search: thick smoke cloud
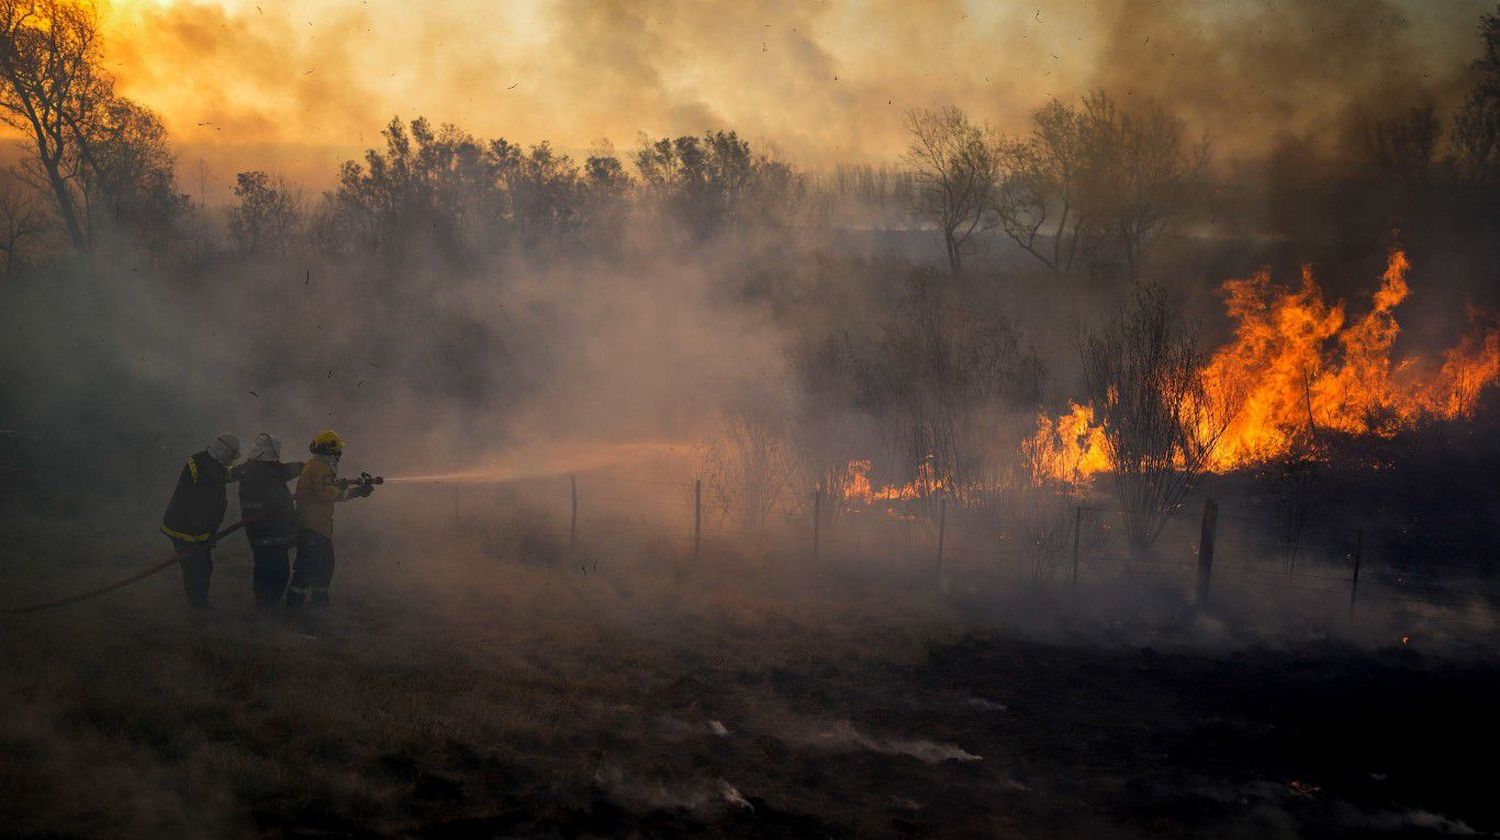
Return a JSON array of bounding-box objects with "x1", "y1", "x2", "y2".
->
[
  {"x1": 88, "y1": 0, "x2": 1089, "y2": 193},
  {"x1": 1088, "y1": 0, "x2": 1491, "y2": 163},
  {"x1": 75, "y1": 0, "x2": 1492, "y2": 198}
]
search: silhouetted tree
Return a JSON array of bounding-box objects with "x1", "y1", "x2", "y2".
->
[
  {"x1": 78, "y1": 97, "x2": 187, "y2": 254},
  {"x1": 904, "y1": 107, "x2": 998, "y2": 275},
  {"x1": 324, "y1": 117, "x2": 494, "y2": 257},
  {"x1": 1360, "y1": 105, "x2": 1441, "y2": 181},
  {"x1": 995, "y1": 92, "x2": 1208, "y2": 284},
  {"x1": 635, "y1": 130, "x2": 799, "y2": 238},
  {"x1": 868, "y1": 266, "x2": 1044, "y2": 492},
  {"x1": 1082, "y1": 285, "x2": 1234, "y2": 555},
  {"x1": 1455, "y1": 7, "x2": 1500, "y2": 179},
  {"x1": 1085, "y1": 94, "x2": 1209, "y2": 283},
  {"x1": 994, "y1": 99, "x2": 1092, "y2": 278},
  {"x1": 0, "y1": 0, "x2": 184, "y2": 254},
  {"x1": 492, "y1": 139, "x2": 586, "y2": 243},
  {"x1": 581, "y1": 146, "x2": 632, "y2": 230},
  {"x1": 0, "y1": 0, "x2": 99, "y2": 250},
  {"x1": 0, "y1": 167, "x2": 46, "y2": 276},
  {"x1": 229, "y1": 170, "x2": 301, "y2": 257},
  {"x1": 324, "y1": 117, "x2": 627, "y2": 257}
]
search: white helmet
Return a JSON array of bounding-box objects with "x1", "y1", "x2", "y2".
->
[
  {"x1": 247, "y1": 432, "x2": 282, "y2": 462},
  {"x1": 207, "y1": 433, "x2": 240, "y2": 466}
]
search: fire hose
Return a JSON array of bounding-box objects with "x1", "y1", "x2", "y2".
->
[{"x1": 0, "y1": 517, "x2": 259, "y2": 616}]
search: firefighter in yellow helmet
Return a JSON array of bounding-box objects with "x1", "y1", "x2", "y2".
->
[{"x1": 286, "y1": 430, "x2": 374, "y2": 607}]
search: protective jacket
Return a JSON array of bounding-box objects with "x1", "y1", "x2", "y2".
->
[
  {"x1": 235, "y1": 460, "x2": 303, "y2": 544},
  {"x1": 161, "y1": 451, "x2": 233, "y2": 543},
  {"x1": 295, "y1": 457, "x2": 346, "y2": 538}
]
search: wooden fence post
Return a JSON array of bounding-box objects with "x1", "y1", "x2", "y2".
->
[
  {"x1": 1071, "y1": 505, "x2": 1082, "y2": 590},
  {"x1": 569, "y1": 474, "x2": 578, "y2": 550},
  {"x1": 693, "y1": 479, "x2": 702, "y2": 563},
  {"x1": 1196, "y1": 499, "x2": 1218, "y2": 606},
  {"x1": 935, "y1": 495, "x2": 947, "y2": 587},
  {"x1": 812, "y1": 488, "x2": 822, "y2": 562},
  {"x1": 1349, "y1": 529, "x2": 1364, "y2": 620}
]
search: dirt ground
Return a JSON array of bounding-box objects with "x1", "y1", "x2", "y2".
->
[{"x1": 1, "y1": 512, "x2": 1497, "y2": 839}]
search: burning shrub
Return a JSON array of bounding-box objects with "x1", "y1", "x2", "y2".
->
[
  {"x1": 867, "y1": 267, "x2": 1044, "y2": 499},
  {"x1": 1080, "y1": 284, "x2": 1236, "y2": 555}
]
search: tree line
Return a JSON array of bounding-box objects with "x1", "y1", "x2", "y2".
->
[{"x1": 8, "y1": 0, "x2": 1500, "y2": 285}]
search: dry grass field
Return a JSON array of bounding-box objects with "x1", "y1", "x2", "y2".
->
[{"x1": 2, "y1": 504, "x2": 1498, "y2": 838}]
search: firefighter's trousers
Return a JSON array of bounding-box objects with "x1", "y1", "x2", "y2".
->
[
  {"x1": 246, "y1": 530, "x2": 294, "y2": 609},
  {"x1": 287, "y1": 528, "x2": 336, "y2": 607},
  {"x1": 169, "y1": 538, "x2": 213, "y2": 608}
]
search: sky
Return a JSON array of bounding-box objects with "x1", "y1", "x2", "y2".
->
[{"x1": 25, "y1": 0, "x2": 1492, "y2": 194}]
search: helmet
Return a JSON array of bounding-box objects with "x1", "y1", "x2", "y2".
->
[
  {"x1": 309, "y1": 429, "x2": 345, "y2": 455},
  {"x1": 207, "y1": 433, "x2": 240, "y2": 466}
]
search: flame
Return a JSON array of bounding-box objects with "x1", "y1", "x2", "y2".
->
[
  {"x1": 839, "y1": 457, "x2": 947, "y2": 504},
  {"x1": 1022, "y1": 403, "x2": 1111, "y2": 485},
  {"x1": 1029, "y1": 250, "x2": 1500, "y2": 485}
]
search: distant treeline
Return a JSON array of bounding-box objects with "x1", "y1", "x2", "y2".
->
[{"x1": 6, "y1": 0, "x2": 1500, "y2": 282}]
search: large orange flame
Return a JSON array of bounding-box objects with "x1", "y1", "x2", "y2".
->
[{"x1": 1028, "y1": 250, "x2": 1500, "y2": 485}]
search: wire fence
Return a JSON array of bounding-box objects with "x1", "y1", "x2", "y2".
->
[
  {"x1": 390, "y1": 470, "x2": 1500, "y2": 628},
  {"x1": 4, "y1": 431, "x2": 1495, "y2": 629}
]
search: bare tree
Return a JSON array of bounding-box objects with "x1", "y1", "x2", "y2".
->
[
  {"x1": 77, "y1": 96, "x2": 186, "y2": 254},
  {"x1": 994, "y1": 92, "x2": 1207, "y2": 284},
  {"x1": 871, "y1": 266, "x2": 1044, "y2": 495},
  {"x1": 1088, "y1": 94, "x2": 1209, "y2": 283},
  {"x1": 0, "y1": 167, "x2": 46, "y2": 276},
  {"x1": 697, "y1": 403, "x2": 803, "y2": 531},
  {"x1": 1, "y1": 1, "x2": 184, "y2": 254},
  {"x1": 904, "y1": 107, "x2": 999, "y2": 275},
  {"x1": 0, "y1": 0, "x2": 101, "y2": 250},
  {"x1": 993, "y1": 99, "x2": 1092, "y2": 278},
  {"x1": 1082, "y1": 285, "x2": 1235, "y2": 556}
]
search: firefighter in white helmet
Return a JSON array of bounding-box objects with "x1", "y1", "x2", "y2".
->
[
  {"x1": 160, "y1": 433, "x2": 240, "y2": 608},
  {"x1": 233, "y1": 433, "x2": 303, "y2": 609}
]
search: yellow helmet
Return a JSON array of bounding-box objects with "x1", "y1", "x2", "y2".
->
[{"x1": 309, "y1": 429, "x2": 345, "y2": 455}]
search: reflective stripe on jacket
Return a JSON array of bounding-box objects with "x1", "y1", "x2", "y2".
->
[{"x1": 161, "y1": 451, "x2": 231, "y2": 542}]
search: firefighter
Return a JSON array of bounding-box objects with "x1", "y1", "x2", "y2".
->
[
  {"x1": 287, "y1": 430, "x2": 373, "y2": 607},
  {"x1": 160, "y1": 433, "x2": 240, "y2": 608},
  {"x1": 233, "y1": 433, "x2": 303, "y2": 609}
]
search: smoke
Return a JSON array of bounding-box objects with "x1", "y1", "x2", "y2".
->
[
  {"x1": 1087, "y1": 0, "x2": 1491, "y2": 164},
  {"x1": 96, "y1": 0, "x2": 1089, "y2": 175},
  {"x1": 5, "y1": 6, "x2": 1500, "y2": 837},
  {"x1": 77, "y1": 0, "x2": 1494, "y2": 198},
  {"x1": 795, "y1": 719, "x2": 983, "y2": 764}
]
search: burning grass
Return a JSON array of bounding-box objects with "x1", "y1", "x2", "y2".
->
[{"x1": 1028, "y1": 249, "x2": 1500, "y2": 486}]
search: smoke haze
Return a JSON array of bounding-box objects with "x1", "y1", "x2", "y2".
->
[
  {"x1": 4, "y1": 2, "x2": 1500, "y2": 835},
  {"x1": 43, "y1": 0, "x2": 1484, "y2": 195}
]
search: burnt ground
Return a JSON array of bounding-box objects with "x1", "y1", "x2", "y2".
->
[{"x1": 1, "y1": 512, "x2": 1498, "y2": 839}]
